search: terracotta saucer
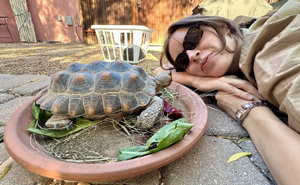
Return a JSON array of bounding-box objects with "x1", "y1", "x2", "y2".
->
[{"x1": 4, "y1": 82, "x2": 208, "y2": 182}]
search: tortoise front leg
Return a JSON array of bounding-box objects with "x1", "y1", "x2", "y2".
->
[{"x1": 136, "y1": 96, "x2": 164, "y2": 129}]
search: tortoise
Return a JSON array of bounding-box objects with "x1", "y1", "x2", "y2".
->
[{"x1": 36, "y1": 60, "x2": 172, "y2": 129}]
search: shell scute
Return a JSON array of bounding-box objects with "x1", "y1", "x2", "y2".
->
[
  {"x1": 65, "y1": 62, "x2": 84, "y2": 73},
  {"x1": 67, "y1": 72, "x2": 94, "y2": 94},
  {"x1": 94, "y1": 71, "x2": 122, "y2": 93},
  {"x1": 103, "y1": 93, "x2": 122, "y2": 115},
  {"x1": 83, "y1": 93, "x2": 104, "y2": 116},
  {"x1": 50, "y1": 71, "x2": 70, "y2": 93},
  {"x1": 83, "y1": 60, "x2": 108, "y2": 73},
  {"x1": 69, "y1": 94, "x2": 85, "y2": 118},
  {"x1": 109, "y1": 60, "x2": 132, "y2": 72},
  {"x1": 121, "y1": 71, "x2": 146, "y2": 93},
  {"x1": 119, "y1": 93, "x2": 139, "y2": 112},
  {"x1": 51, "y1": 94, "x2": 69, "y2": 114}
]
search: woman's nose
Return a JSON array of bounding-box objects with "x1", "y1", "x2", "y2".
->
[{"x1": 186, "y1": 49, "x2": 201, "y2": 63}]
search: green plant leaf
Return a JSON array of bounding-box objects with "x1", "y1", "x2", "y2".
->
[
  {"x1": 118, "y1": 146, "x2": 149, "y2": 161},
  {"x1": 118, "y1": 118, "x2": 193, "y2": 161},
  {"x1": 29, "y1": 102, "x2": 100, "y2": 138},
  {"x1": 0, "y1": 133, "x2": 3, "y2": 143},
  {"x1": 32, "y1": 102, "x2": 52, "y2": 124},
  {"x1": 237, "y1": 137, "x2": 251, "y2": 144},
  {"x1": 146, "y1": 118, "x2": 191, "y2": 148},
  {"x1": 227, "y1": 152, "x2": 252, "y2": 164},
  {"x1": 28, "y1": 118, "x2": 100, "y2": 138}
]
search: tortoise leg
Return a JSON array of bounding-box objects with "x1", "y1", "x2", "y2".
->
[
  {"x1": 136, "y1": 96, "x2": 164, "y2": 129},
  {"x1": 45, "y1": 115, "x2": 73, "y2": 130}
]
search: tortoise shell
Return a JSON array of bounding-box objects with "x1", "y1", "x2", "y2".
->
[{"x1": 36, "y1": 60, "x2": 157, "y2": 119}]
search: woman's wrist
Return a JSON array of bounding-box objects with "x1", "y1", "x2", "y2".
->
[{"x1": 241, "y1": 105, "x2": 272, "y2": 128}]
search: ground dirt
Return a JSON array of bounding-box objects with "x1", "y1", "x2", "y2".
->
[{"x1": 0, "y1": 42, "x2": 165, "y2": 76}]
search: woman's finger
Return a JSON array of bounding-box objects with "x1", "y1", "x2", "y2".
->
[
  {"x1": 222, "y1": 83, "x2": 255, "y2": 100},
  {"x1": 221, "y1": 77, "x2": 265, "y2": 100}
]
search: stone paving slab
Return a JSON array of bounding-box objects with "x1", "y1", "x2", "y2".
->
[
  {"x1": 239, "y1": 139, "x2": 276, "y2": 184},
  {"x1": 11, "y1": 77, "x2": 51, "y2": 96},
  {"x1": 0, "y1": 161, "x2": 51, "y2": 185},
  {"x1": 90, "y1": 170, "x2": 161, "y2": 185},
  {"x1": 0, "y1": 144, "x2": 51, "y2": 185},
  {"x1": 205, "y1": 103, "x2": 249, "y2": 137},
  {"x1": 0, "y1": 93, "x2": 15, "y2": 104},
  {"x1": 0, "y1": 126, "x2": 4, "y2": 134},
  {"x1": 0, "y1": 74, "x2": 47, "y2": 93},
  {"x1": 161, "y1": 136, "x2": 272, "y2": 185},
  {"x1": 0, "y1": 143, "x2": 10, "y2": 165},
  {"x1": 0, "y1": 96, "x2": 33, "y2": 126}
]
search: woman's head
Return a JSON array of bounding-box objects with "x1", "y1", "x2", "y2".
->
[{"x1": 160, "y1": 14, "x2": 243, "y2": 77}]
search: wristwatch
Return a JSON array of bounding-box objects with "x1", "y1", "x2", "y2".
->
[{"x1": 235, "y1": 101, "x2": 268, "y2": 124}]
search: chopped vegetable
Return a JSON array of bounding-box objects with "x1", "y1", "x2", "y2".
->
[{"x1": 163, "y1": 100, "x2": 184, "y2": 120}]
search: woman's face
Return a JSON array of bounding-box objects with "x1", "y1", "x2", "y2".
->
[{"x1": 169, "y1": 25, "x2": 236, "y2": 77}]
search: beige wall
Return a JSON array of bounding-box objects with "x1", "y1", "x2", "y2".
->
[{"x1": 0, "y1": 0, "x2": 83, "y2": 43}]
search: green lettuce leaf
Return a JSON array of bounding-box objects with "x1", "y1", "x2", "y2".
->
[
  {"x1": 117, "y1": 146, "x2": 149, "y2": 161},
  {"x1": 28, "y1": 118, "x2": 100, "y2": 138},
  {"x1": 32, "y1": 102, "x2": 52, "y2": 124},
  {"x1": 0, "y1": 133, "x2": 3, "y2": 143},
  {"x1": 118, "y1": 118, "x2": 193, "y2": 161},
  {"x1": 28, "y1": 102, "x2": 100, "y2": 138}
]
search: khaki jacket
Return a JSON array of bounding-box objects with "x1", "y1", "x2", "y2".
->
[{"x1": 240, "y1": 0, "x2": 300, "y2": 133}]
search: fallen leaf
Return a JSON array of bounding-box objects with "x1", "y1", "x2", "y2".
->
[
  {"x1": 227, "y1": 152, "x2": 252, "y2": 164},
  {"x1": 237, "y1": 137, "x2": 251, "y2": 144}
]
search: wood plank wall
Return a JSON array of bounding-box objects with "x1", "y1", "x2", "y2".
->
[{"x1": 78, "y1": 0, "x2": 278, "y2": 45}]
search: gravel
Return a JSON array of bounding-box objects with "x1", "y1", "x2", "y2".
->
[{"x1": 0, "y1": 42, "x2": 163, "y2": 76}]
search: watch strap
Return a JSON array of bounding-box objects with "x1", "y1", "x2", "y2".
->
[{"x1": 235, "y1": 101, "x2": 268, "y2": 124}]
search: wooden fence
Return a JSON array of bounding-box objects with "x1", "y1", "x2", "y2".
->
[{"x1": 78, "y1": 0, "x2": 278, "y2": 45}]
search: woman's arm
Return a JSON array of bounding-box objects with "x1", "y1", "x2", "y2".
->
[
  {"x1": 215, "y1": 91, "x2": 300, "y2": 185},
  {"x1": 154, "y1": 67, "x2": 264, "y2": 100}
]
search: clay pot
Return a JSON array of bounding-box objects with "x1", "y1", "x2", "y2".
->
[{"x1": 4, "y1": 82, "x2": 208, "y2": 182}]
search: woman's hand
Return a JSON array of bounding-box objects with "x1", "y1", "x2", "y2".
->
[
  {"x1": 201, "y1": 75, "x2": 265, "y2": 101},
  {"x1": 154, "y1": 67, "x2": 265, "y2": 101},
  {"x1": 215, "y1": 90, "x2": 261, "y2": 119}
]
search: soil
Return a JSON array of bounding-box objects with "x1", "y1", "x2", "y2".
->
[{"x1": 0, "y1": 42, "x2": 166, "y2": 76}]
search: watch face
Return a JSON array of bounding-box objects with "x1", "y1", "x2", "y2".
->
[{"x1": 243, "y1": 104, "x2": 252, "y2": 109}]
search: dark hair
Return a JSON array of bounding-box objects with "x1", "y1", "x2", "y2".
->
[{"x1": 160, "y1": 14, "x2": 243, "y2": 70}]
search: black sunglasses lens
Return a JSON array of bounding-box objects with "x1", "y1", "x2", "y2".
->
[
  {"x1": 174, "y1": 53, "x2": 189, "y2": 72},
  {"x1": 183, "y1": 26, "x2": 203, "y2": 50}
]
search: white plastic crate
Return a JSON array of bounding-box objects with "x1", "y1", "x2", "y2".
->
[{"x1": 91, "y1": 25, "x2": 153, "y2": 63}]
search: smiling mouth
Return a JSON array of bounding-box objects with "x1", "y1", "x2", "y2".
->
[{"x1": 201, "y1": 53, "x2": 213, "y2": 70}]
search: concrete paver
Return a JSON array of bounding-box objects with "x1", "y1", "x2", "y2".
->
[
  {"x1": 0, "y1": 94, "x2": 15, "y2": 104},
  {"x1": 0, "y1": 74, "x2": 46, "y2": 93},
  {"x1": 0, "y1": 74, "x2": 276, "y2": 185},
  {"x1": 0, "y1": 96, "x2": 33, "y2": 126},
  {"x1": 205, "y1": 104, "x2": 249, "y2": 137},
  {"x1": 11, "y1": 77, "x2": 50, "y2": 96},
  {"x1": 162, "y1": 136, "x2": 272, "y2": 185}
]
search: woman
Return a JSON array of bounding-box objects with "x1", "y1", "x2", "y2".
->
[{"x1": 154, "y1": 0, "x2": 300, "y2": 184}]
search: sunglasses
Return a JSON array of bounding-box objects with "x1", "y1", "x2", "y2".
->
[{"x1": 174, "y1": 24, "x2": 204, "y2": 72}]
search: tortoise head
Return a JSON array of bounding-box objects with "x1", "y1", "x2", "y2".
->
[{"x1": 154, "y1": 70, "x2": 172, "y2": 92}]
